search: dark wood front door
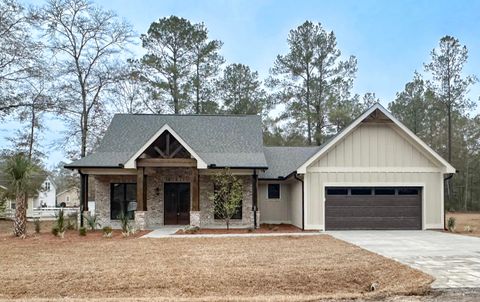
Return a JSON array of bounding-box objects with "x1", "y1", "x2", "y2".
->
[{"x1": 164, "y1": 183, "x2": 190, "y2": 225}]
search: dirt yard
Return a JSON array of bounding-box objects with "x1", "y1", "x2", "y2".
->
[
  {"x1": 0, "y1": 220, "x2": 433, "y2": 301},
  {"x1": 446, "y1": 212, "x2": 480, "y2": 237}
]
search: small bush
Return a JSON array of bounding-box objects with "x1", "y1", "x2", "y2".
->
[
  {"x1": 53, "y1": 209, "x2": 66, "y2": 238},
  {"x1": 67, "y1": 212, "x2": 78, "y2": 230},
  {"x1": 33, "y1": 218, "x2": 41, "y2": 234},
  {"x1": 119, "y1": 212, "x2": 131, "y2": 237},
  {"x1": 51, "y1": 226, "x2": 59, "y2": 236},
  {"x1": 85, "y1": 213, "x2": 101, "y2": 230},
  {"x1": 464, "y1": 225, "x2": 474, "y2": 233},
  {"x1": 79, "y1": 227, "x2": 87, "y2": 236},
  {"x1": 247, "y1": 227, "x2": 253, "y2": 233},
  {"x1": 447, "y1": 217, "x2": 456, "y2": 232},
  {"x1": 183, "y1": 226, "x2": 199, "y2": 234},
  {"x1": 103, "y1": 226, "x2": 113, "y2": 238}
]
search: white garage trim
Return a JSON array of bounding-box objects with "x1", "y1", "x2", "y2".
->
[
  {"x1": 307, "y1": 167, "x2": 442, "y2": 173},
  {"x1": 320, "y1": 182, "x2": 427, "y2": 231},
  {"x1": 296, "y1": 104, "x2": 455, "y2": 174}
]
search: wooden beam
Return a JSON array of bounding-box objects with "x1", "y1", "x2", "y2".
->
[
  {"x1": 191, "y1": 168, "x2": 199, "y2": 211},
  {"x1": 169, "y1": 144, "x2": 185, "y2": 158},
  {"x1": 154, "y1": 146, "x2": 166, "y2": 158},
  {"x1": 166, "y1": 132, "x2": 170, "y2": 156},
  {"x1": 136, "y1": 168, "x2": 147, "y2": 211},
  {"x1": 137, "y1": 158, "x2": 197, "y2": 168}
]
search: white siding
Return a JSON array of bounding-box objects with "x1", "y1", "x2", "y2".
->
[
  {"x1": 289, "y1": 180, "x2": 303, "y2": 228},
  {"x1": 305, "y1": 123, "x2": 445, "y2": 230}
]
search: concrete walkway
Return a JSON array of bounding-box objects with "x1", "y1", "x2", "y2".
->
[{"x1": 328, "y1": 230, "x2": 480, "y2": 289}]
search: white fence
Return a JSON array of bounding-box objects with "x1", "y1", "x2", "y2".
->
[{"x1": 1, "y1": 207, "x2": 81, "y2": 220}]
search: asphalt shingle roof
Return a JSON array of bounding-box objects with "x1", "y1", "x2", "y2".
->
[
  {"x1": 66, "y1": 114, "x2": 268, "y2": 169},
  {"x1": 260, "y1": 146, "x2": 321, "y2": 179}
]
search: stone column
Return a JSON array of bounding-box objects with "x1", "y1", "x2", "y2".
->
[
  {"x1": 135, "y1": 211, "x2": 147, "y2": 230},
  {"x1": 190, "y1": 211, "x2": 201, "y2": 227}
]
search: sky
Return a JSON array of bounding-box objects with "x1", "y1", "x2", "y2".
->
[{"x1": 1, "y1": 0, "x2": 480, "y2": 168}]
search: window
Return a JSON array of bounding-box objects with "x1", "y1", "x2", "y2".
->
[
  {"x1": 267, "y1": 184, "x2": 281, "y2": 199},
  {"x1": 351, "y1": 188, "x2": 372, "y2": 195},
  {"x1": 398, "y1": 188, "x2": 420, "y2": 195},
  {"x1": 111, "y1": 183, "x2": 136, "y2": 220},
  {"x1": 374, "y1": 188, "x2": 395, "y2": 195},
  {"x1": 213, "y1": 184, "x2": 242, "y2": 220},
  {"x1": 326, "y1": 188, "x2": 348, "y2": 195},
  {"x1": 66, "y1": 196, "x2": 70, "y2": 202},
  {"x1": 11, "y1": 202, "x2": 16, "y2": 210},
  {"x1": 45, "y1": 182, "x2": 51, "y2": 191}
]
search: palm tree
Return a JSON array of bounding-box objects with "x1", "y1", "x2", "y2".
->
[{"x1": 3, "y1": 153, "x2": 42, "y2": 237}]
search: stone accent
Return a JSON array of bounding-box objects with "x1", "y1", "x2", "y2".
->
[
  {"x1": 199, "y1": 174, "x2": 254, "y2": 228},
  {"x1": 190, "y1": 211, "x2": 201, "y2": 227},
  {"x1": 134, "y1": 211, "x2": 147, "y2": 230}
]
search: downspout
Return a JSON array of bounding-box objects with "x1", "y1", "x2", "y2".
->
[
  {"x1": 252, "y1": 169, "x2": 258, "y2": 229},
  {"x1": 443, "y1": 173, "x2": 454, "y2": 230},
  {"x1": 79, "y1": 171, "x2": 85, "y2": 228},
  {"x1": 294, "y1": 173, "x2": 305, "y2": 230}
]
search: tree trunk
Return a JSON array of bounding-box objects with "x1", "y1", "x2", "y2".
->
[
  {"x1": 195, "y1": 62, "x2": 200, "y2": 114},
  {"x1": 447, "y1": 103, "x2": 452, "y2": 163},
  {"x1": 226, "y1": 219, "x2": 229, "y2": 230},
  {"x1": 28, "y1": 103, "x2": 35, "y2": 161},
  {"x1": 81, "y1": 112, "x2": 88, "y2": 158},
  {"x1": 306, "y1": 72, "x2": 312, "y2": 145},
  {"x1": 13, "y1": 193, "x2": 27, "y2": 237}
]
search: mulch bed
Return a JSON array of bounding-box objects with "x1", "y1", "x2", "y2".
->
[{"x1": 175, "y1": 223, "x2": 318, "y2": 234}]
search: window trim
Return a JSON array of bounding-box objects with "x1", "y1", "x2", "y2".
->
[{"x1": 267, "y1": 183, "x2": 281, "y2": 200}]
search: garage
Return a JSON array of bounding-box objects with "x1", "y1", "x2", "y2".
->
[{"x1": 325, "y1": 187, "x2": 422, "y2": 230}]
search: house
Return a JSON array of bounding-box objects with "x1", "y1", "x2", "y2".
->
[
  {"x1": 56, "y1": 187, "x2": 80, "y2": 208},
  {"x1": 2, "y1": 176, "x2": 56, "y2": 210},
  {"x1": 65, "y1": 104, "x2": 455, "y2": 230}
]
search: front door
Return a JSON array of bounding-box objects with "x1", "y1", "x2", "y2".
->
[{"x1": 164, "y1": 183, "x2": 190, "y2": 225}]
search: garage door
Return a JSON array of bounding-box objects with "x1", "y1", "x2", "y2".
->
[{"x1": 325, "y1": 187, "x2": 422, "y2": 230}]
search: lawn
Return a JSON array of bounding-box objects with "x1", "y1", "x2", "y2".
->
[
  {"x1": 0, "y1": 221, "x2": 432, "y2": 301},
  {"x1": 446, "y1": 212, "x2": 480, "y2": 237}
]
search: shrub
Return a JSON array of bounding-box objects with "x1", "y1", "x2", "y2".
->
[
  {"x1": 247, "y1": 227, "x2": 253, "y2": 233},
  {"x1": 447, "y1": 217, "x2": 456, "y2": 232},
  {"x1": 119, "y1": 212, "x2": 131, "y2": 237},
  {"x1": 103, "y1": 226, "x2": 113, "y2": 238},
  {"x1": 84, "y1": 213, "x2": 101, "y2": 231},
  {"x1": 54, "y1": 209, "x2": 66, "y2": 238},
  {"x1": 51, "y1": 226, "x2": 59, "y2": 236},
  {"x1": 33, "y1": 218, "x2": 41, "y2": 234},
  {"x1": 183, "y1": 226, "x2": 199, "y2": 234},
  {"x1": 79, "y1": 227, "x2": 87, "y2": 236},
  {"x1": 464, "y1": 225, "x2": 474, "y2": 233},
  {"x1": 67, "y1": 212, "x2": 78, "y2": 230}
]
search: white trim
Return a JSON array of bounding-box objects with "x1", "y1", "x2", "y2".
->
[
  {"x1": 297, "y1": 103, "x2": 456, "y2": 174},
  {"x1": 321, "y1": 182, "x2": 427, "y2": 231},
  {"x1": 305, "y1": 224, "x2": 323, "y2": 230},
  {"x1": 304, "y1": 173, "x2": 309, "y2": 229},
  {"x1": 440, "y1": 173, "x2": 445, "y2": 230},
  {"x1": 425, "y1": 224, "x2": 444, "y2": 229},
  {"x1": 307, "y1": 167, "x2": 442, "y2": 173},
  {"x1": 124, "y1": 124, "x2": 208, "y2": 169},
  {"x1": 199, "y1": 169, "x2": 254, "y2": 175}
]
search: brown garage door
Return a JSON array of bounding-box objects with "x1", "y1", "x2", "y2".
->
[{"x1": 325, "y1": 187, "x2": 422, "y2": 230}]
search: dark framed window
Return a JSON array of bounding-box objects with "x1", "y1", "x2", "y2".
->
[
  {"x1": 374, "y1": 188, "x2": 396, "y2": 195},
  {"x1": 111, "y1": 183, "x2": 136, "y2": 220},
  {"x1": 267, "y1": 184, "x2": 281, "y2": 199},
  {"x1": 326, "y1": 188, "x2": 348, "y2": 195},
  {"x1": 213, "y1": 184, "x2": 242, "y2": 220},
  {"x1": 351, "y1": 188, "x2": 372, "y2": 195},
  {"x1": 398, "y1": 188, "x2": 420, "y2": 195}
]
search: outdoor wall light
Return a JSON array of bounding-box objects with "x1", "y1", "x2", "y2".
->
[{"x1": 155, "y1": 187, "x2": 160, "y2": 196}]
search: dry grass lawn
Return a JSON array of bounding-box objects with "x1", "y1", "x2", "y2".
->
[
  {"x1": 0, "y1": 220, "x2": 433, "y2": 301},
  {"x1": 446, "y1": 212, "x2": 480, "y2": 237}
]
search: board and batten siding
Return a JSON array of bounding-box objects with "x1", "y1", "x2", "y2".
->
[
  {"x1": 304, "y1": 123, "x2": 445, "y2": 230},
  {"x1": 258, "y1": 180, "x2": 304, "y2": 228}
]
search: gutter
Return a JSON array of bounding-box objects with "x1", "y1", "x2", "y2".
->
[
  {"x1": 294, "y1": 173, "x2": 305, "y2": 230},
  {"x1": 443, "y1": 173, "x2": 455, "y2": 230}
]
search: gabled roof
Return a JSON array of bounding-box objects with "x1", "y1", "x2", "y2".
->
[
  {"x1": 260, "y1": 146, "x2": 321, "y2": 179},
  {"x1": 66, "y1": 114, "x2": 268, "y2": 169},
  {"x1": 296, "y1": 103, "x2": 456, "y2": 174}
]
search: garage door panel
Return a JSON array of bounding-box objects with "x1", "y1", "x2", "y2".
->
[{"x1": 325, "y1": 187, "x2": 422, "y2": 230}]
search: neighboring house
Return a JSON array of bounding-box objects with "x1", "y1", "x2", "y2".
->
[
  {"x1": 65, "y1": 104, "x2": 455, "y2": 230},
  {"x1": 56, "y1": 187, "x2": 80, "y2": 207}
]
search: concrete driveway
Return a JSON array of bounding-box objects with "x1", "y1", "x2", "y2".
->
[{"x1": 328, "y1": 231, "x2": 480, "y2": 288}]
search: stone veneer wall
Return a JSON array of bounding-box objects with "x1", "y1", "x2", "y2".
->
[
  {"x1": 94, "y1": 170, "x2": 254, "y2": 229},
  {"x1": 199, "y1": 174, "x2": 254, "y2": 228}
]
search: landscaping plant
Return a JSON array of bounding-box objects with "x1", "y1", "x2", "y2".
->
[
  {"x1": 210, "y1": 168, "x2": 243, "y2": 230},
  {"x1": 119, "y1": 212, "x2": 131, "y2": 237},
  {"x1": 79, "y1": 227, "x2": 87, "y2": 236},
  {"x1": 85, "y1": 213, "x2": 101, "y2": 230},
  {"x1": 102, "y1": 226, "x2": 113, "y2": 238},
  {"x1": 33, "y1": 218, "x2": 41, "y2": 234},
  {"x1": 447, "y1": 217, "x2": 456, "y2": 232},
  {"x1": 53, "y1": 209, "x2": 66, "y2": 238}
]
